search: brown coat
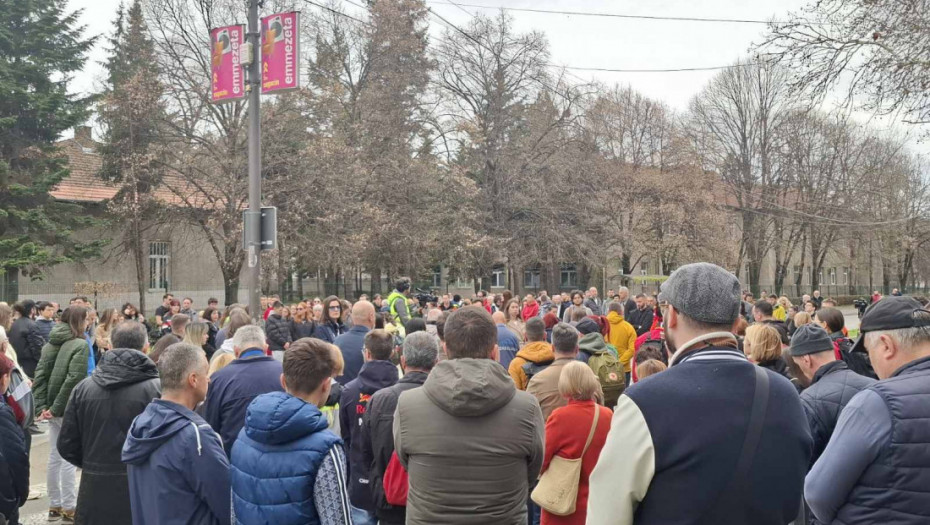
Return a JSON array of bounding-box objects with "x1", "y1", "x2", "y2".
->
[{"x1": 527, "y1": 357, "x2": 576, "y2": 420}]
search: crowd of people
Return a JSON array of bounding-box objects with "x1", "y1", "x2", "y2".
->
[{"x1": 1, "y1": 268, "x2": 929, "y2": 525}]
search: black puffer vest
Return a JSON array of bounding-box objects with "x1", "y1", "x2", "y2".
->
[{"x1": 835, "y1": 356, "x2": 930, "y2": 524}]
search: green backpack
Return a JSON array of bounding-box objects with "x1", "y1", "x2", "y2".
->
[{"x1": 587, "y1": 351, "x2": 626, "y2": 410}]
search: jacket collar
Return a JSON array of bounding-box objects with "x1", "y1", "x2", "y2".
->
[
  {"x1": 238, "y1": 348, "x2": 270, "y2": 360},
  {"x1": 399, "y1": 370, "x2": 429, "y2": 385},
  {"x1": 349, "y1": 325, "x2": 370, "y2": 334},
  {"x1": 811, "y1": 360, "x2": 848, "y2": 385},
  {"x1": 669, "y1": 332, "x2": 740, "y2": 366},
  {"x1": 890, "y1": 354, "x2": 930, "y2": 378}
]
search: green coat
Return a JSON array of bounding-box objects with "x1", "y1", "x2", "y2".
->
[{"x1": 32, "y1": 323, "x2": 89, "y2": 417}]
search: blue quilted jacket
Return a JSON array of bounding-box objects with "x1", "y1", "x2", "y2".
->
[{"x1": 231, "y1": 391, "x2": 342, "y2": 525}]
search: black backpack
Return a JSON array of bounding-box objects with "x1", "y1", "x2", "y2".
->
[{"x1": 522, "y1": 360, "x2": 553, "y2": 383}]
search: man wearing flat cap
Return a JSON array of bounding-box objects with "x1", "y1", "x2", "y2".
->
[
  {"x1": 588, "y1": 263, "x2": 812, "y2": 525},
  {"x1": 806, "y1": 296, "x2": 930, "y2": 525}
]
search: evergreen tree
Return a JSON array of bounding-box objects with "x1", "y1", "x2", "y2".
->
[
  {"x1": 0, "y1": 0, "x2": 104, "y2": 286},
  {"x1": 97, "y1": 0, "x2": 166, "y2": 315}
]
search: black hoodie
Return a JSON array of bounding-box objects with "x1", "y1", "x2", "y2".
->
[
  {"x1": 339, "y1": 359, "x2": 399, "y2": 512},
  {"x1": 57, "y1": 349, "x2": 160, "y2": 524}
]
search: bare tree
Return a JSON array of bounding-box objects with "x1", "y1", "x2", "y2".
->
[
  {"x1": 686, "y1": 60, "x2": 796, "y2": 294},
  {"x1": 144, "y1": 0, "x2": 250, "y2": 305},
  {"x1": 761, "y1": 0, "x2": 930, "y2": 130}
]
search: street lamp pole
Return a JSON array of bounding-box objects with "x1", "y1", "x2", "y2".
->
[{"x1": 246, "y1": 0, "x2": 262, "y2": 321}]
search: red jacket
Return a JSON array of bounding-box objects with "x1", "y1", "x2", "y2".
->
[{"x1": 540, "y1": 399, "x2": 612, "y2": 525}]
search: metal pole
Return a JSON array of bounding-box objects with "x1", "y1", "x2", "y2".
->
[{"x1": 246, "y1": 0, "x2": 262, "y2": 321}]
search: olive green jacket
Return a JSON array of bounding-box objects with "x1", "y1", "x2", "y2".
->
[{"x1": 32, "y1": 323, "x2": 89, "y2": 417}]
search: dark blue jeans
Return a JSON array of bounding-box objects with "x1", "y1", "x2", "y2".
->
[{"x1": 527, "y1": 497, "x2": 541, "y2": 525}]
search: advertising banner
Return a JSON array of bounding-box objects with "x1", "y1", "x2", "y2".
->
[
  {"x1": 210, "y1": 24, "x2": 245, "y2": 103},
  {"x1": 261, "y1": 11, "x2": 300, "y2": 93}
]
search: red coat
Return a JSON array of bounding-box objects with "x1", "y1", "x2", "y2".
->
[{"x1": 540, "y1": 399, "x2": 612, "y2": 525}]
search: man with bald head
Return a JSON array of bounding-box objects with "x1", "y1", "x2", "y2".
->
[
  {"x1": 493, "y1": 310, "x2": 521, "y2": 370},
  {"x1": 334, "y1": 300, "x2": 376, "y2": 385}
]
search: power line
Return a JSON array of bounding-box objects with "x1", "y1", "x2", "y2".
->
[
  {"x1": 304, "y1": 0, "x2": 368, "y2": 25},
  {"x1": 433, "y1": 0, "x2": 754, "y2": 74},
  {"x1": 556, "y1": 64, "x2": 749, "y2": 73},
  {"x1": 426, "y1": 1, "x2": 577, "y2": 100},
  {"x1": 426, "y1": 0, "x2": 781, "y2": 25}
]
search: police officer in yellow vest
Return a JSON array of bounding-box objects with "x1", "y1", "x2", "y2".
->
[{"x1": 386, "y1": 278, "x2": 412, "y2": 327}]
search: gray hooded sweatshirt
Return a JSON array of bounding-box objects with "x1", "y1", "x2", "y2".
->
[{"x1": 393, "y1": 358, "x2": 545, "y2": 525}]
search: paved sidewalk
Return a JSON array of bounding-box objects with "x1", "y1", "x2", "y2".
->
[{"x1": 19, "y1": 422, "x2": 82, "y2": 525}]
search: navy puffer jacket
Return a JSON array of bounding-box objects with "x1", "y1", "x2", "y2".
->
[
  {"x1": 0, "y1": 403, "x2": 28, "y2": 522},
  {"x1": 231, "y1": 391, "x2": 342, "y2": 525},
  {"x1": 800, "y1": 360, "x2": 875, "y2": 464}
]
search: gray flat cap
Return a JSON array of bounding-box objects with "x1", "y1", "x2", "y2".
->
[
  {"x1": 789, "y1": 323, "x2": 834, "y2": 356},
  {"x1": 658, "y1": 263, "x2": 741, "y2": 325}
]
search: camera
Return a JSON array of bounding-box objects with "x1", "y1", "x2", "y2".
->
[
  {"x1": 413, "y1": 288, "x2": 438, "y2": 308},
  {"x1": 853, "y1": 298, "x2": 869, "y2": 318}
]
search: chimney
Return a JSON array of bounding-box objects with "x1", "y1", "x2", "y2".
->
[{"x1": 74, "y1": 126, "x2": 93, "y2": 144}]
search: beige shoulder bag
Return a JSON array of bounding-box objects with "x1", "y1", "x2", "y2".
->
[{"x1": 531, "y1": 406, "x2": 600, "y2": 516}]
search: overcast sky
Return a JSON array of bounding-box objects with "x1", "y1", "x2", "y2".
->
[{"x1": 66, "y1": 0, "x2": 927, "y2": 150}]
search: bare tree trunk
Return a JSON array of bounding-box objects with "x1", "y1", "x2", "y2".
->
[{"x1": 130, "y1": 215, "x2": 148, "y2": 316}]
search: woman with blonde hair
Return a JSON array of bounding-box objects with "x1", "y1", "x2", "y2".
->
[
  {"x1": 777, "y1": 296, "x2": 793, "y2": 312},
  {"x1": 183, "y1": 322, "x2": 215, "y2": 361},
  {"x1": 0, "y1": 303, "x2": 13, "y2": 332},
  {"x1": 94, "y1": 308, "x2": 121, "y2": 352},
  {"x1": 793, "y1": 311, "x2": 813, "y2": 330},
  {"x1": 537, "y1": 362, "x2": 611, "y2": 525},
  {"x1": 744, "y1": 323, "x2": 791, "y2": 381},
  {"x1": 208, "y1": 352, "x2": 235, "y2": 377}
]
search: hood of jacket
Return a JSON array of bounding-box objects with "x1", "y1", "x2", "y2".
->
[
  {"x1": 122, "y1": 399, "x2": 200, "y2": 465},
  {"x1": 606, "y1": 311, "x2": 626, "y2": 325},
  {"x1": 218, "y1": 338, "x2": 235, "y2": 355},
  {"x1": 579, "y1": 332, "x2": 609, "y2": 355},
  {"x1": 242, "y1": 391, "x2": 330, "y2": 446},
  {"x1": 356, "y1": 360, "x2": 399, "y2": 394},
  {"x1": 422, "y1": 358, "x2": 516, "y2": 417},
  {"x1": 91, "y1": 348, "x2": 159, "y2": 390},
  {"x1": 762, "y1": 319, "x2": 788, "y2": 331},
  {"x1": 515, "y1": 341, "x2": 554, "y2": 364},
  {"x1": 48, "y1": 323, "x2": 75, "y2": 346}
]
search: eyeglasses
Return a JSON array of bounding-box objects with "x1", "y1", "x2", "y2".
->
[{"x1": 328, "y1": 306, "x2": 341, "y2": 311}]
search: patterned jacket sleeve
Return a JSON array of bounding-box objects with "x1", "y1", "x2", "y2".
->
[{"x1": 313, "y1": 443, "x2": 353, "y2": 525}]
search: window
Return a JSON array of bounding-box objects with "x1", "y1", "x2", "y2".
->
[
  {"x1": 149, "y1": 242, "x2": 170, "y2": 290},
  {"x1": 793, "y1": 265, "x2": 803, "y2": 283},
  {"x1": 454, "y1": 276, "x2": 472, "y2": 288},
  {"x1": 843, "y1": 267, "x2": 849, "y2": 285},
  {"x1": 432, "y1": 267, "x2": 442, "y2": 288},
  {"x1": 560, "y1": 264, "x2": 578, "y2": 288},
  {"x1": 818, "y1": 268, "x2": 824, "y2": 285},
  {"x1": 524, "y1": 266, "x2": 541, "y2": 289},
  {"x1": 829, "y1": 267, "x2": 837, "y2": 285},
  {"x1": 491, "y1": 266, "x2": 505, "y2": 288},
  {"x1": 642, "y1": 260, "x2": 651, "y2": 277}
]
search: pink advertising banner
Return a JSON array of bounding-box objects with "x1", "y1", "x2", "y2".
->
[
  {"x1": 261, "y1": 11, "x2": 300, "y2": 94},
  {"x1": 210, "y1": 24, "x2": 245, "y2": 103}
]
